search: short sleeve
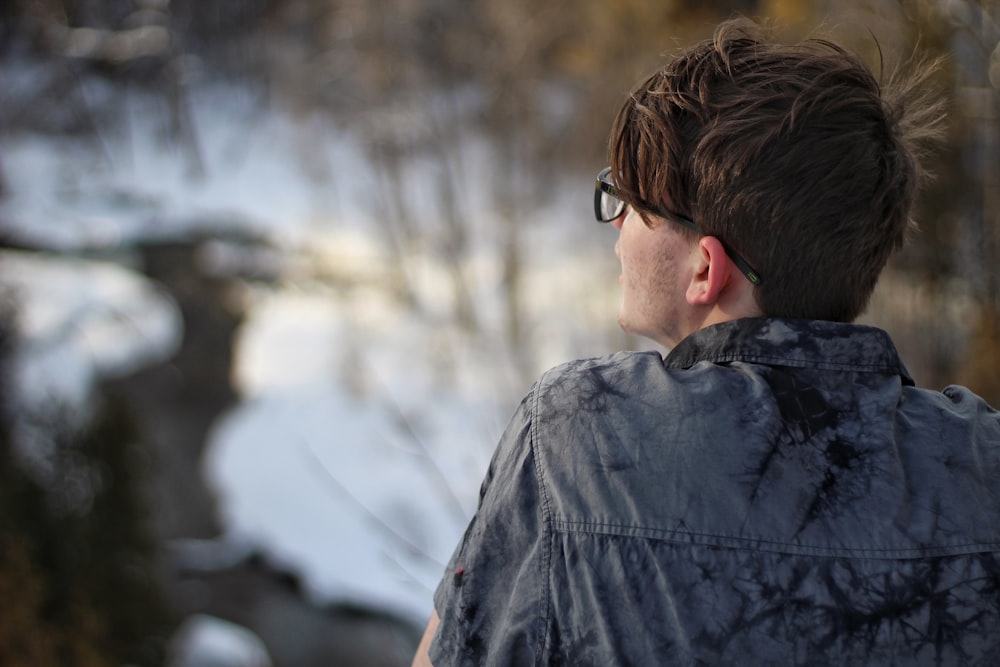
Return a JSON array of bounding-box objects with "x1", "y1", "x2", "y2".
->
[{"x1": 429, "y1": 385, "x2": 548, "y2": 666}]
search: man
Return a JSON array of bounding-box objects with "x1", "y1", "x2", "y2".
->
[{"x1": 413, "y1": 18, "x2": 1000, "y2": 666}]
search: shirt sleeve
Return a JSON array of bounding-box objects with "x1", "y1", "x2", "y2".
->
[{"x1": 429, "y1": 384, "x2": 548, "y2": 666}]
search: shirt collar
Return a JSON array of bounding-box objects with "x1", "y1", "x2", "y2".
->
[{"x1": 663, "y1": 318, "x2": 915, "y2": 386}]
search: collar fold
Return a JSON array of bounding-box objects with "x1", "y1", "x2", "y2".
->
[{"x1": 664, "y1": 318, "x2": 915, "y2": 385}]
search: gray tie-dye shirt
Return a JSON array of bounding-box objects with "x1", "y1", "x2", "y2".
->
[{"x1": 430, "y1": 318, "x2": 1000, "y2": 666}]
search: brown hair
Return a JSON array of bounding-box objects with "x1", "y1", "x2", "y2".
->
[{"x1": 609, "y1": 18, "x2": 943, "y2": 321}]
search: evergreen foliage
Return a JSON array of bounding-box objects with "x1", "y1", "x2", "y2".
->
[{"x1": 0, "y1": 314, "x2": 174, "y2": 667}]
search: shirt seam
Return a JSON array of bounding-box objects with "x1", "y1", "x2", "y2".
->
[
  {"x1": 663, "y1": 353, "x2": 902, "y2": 374},
  {"x1": 552, "y1": 519, "x2": 1000, "y2": 559},
  {"x1": 529, "y1": 380, "x2": 554, "y2": 666}
]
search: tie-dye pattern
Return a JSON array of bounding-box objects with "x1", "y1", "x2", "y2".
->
[{"x1": 431, "y1": 318, "x2": 1000, "y2": 665}]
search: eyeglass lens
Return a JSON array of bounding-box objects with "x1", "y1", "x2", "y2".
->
[
  {"x1": 595, "y1": 168, "x2": 626, "y2": 222},
  {"x1": 599, "y1": 191, "x2": 624, "y2": 222}
]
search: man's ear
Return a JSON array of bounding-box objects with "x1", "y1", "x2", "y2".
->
[{"x1": 686, "y1": 236, "x2": 732, "y2": 306}]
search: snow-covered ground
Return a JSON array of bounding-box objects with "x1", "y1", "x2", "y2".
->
[{"x1": 0, "y1": 83, "x2": 630, "y2": 631}]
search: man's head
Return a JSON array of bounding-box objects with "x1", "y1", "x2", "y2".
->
[{"x1": 607, "y1": 18, "x2": 940, "y2": 323}]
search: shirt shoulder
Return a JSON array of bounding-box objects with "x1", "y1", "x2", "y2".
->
[{"x1": 533, "y1": 350, "x2": 670, "y2": 417}]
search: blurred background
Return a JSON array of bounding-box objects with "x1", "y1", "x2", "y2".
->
[{"x1": 1, "y1": 0, "x2": 998, "y2": 665}]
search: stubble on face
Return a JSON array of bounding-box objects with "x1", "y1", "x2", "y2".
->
[{"x1": 615, "y1": 212, "x2": 695, "y2": 348}]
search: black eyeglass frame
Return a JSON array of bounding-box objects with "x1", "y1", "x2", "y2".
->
[{"x1": 594, "y1": 167, "x2": 762, "y2": 286}]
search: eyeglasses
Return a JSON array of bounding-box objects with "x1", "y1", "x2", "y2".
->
[{"x1": 594, "y1": 166, "x2": 762, "y2": 285}]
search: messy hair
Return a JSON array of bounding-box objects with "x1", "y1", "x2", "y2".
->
[{"x1": 609, "y1": 18, "x2": 944, "y2": 321}]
